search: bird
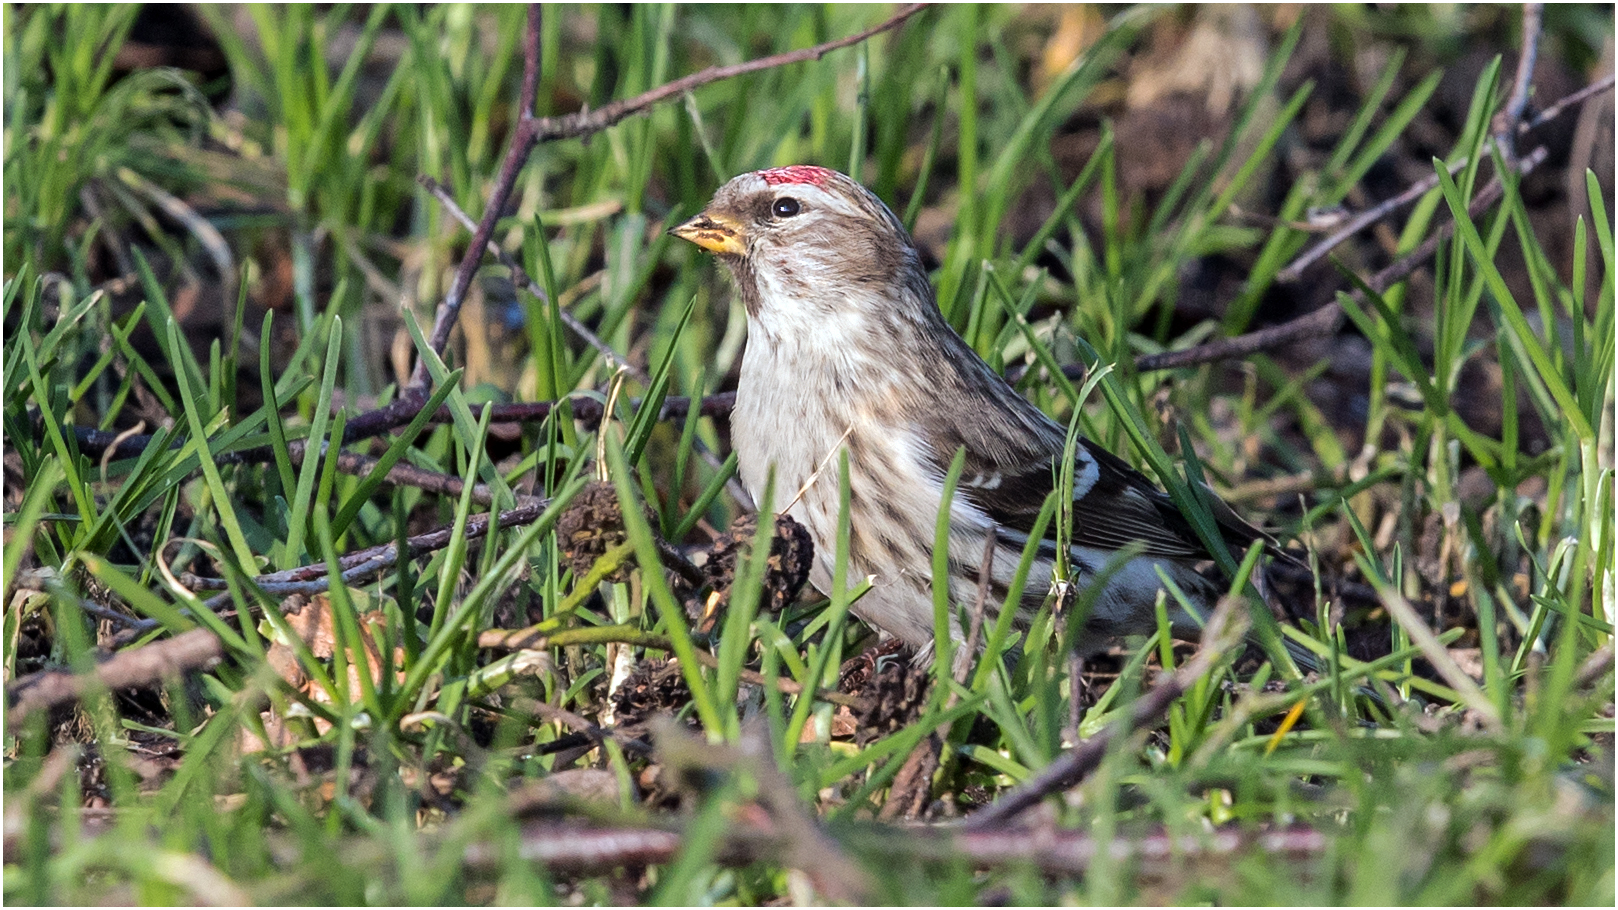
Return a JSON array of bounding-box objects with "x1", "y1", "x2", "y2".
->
[{"x1": 671, "y1": 165, "x2": 1274, "y2": 657}]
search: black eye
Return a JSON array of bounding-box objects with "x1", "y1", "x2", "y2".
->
[{"x1": 772, "y1": 197, "x2": 801, "y2": 218}]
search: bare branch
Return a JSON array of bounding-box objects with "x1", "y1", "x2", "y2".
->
[
  {"x1": 509, "y1": 697, "x2": 652, "y2": 756},
  {"x1": 1495, "y1": 3, "x2": 1545, "y2": 164},
  {"x1": 523, "y1": 5, "x2": 927, "y2": 144},
  {"x1": 963, "y1": 597, "x2": 1247, "y2": 829},
  {"x1": 415, "y1": 109, "x2": 540, "y2": 386},
  {"x1": 418, "y1": 175, "x2": 642, "y2": 380},
  {"x1": 7, "y1": 628, "x2": 224, "y2": 726},
  {"x1": 104, "y1": 500, "x2": 553, "y2": 650},
  {"x1": 70, "y1": 392, "x2": 741, "y2": 465},
  {"x1": 1136, "y1": 145, "x2": 1548, "y2": 373},
  {"x1": 463, "y1": 819, "x2": 1329, "y2": 880},
  {"x1": 1278, "y1": 47, "x2": 1604, "y2": 286},
  {"x1": 519, "y1": 3, "x2": 541, "y2": 119},
  {"x1": 1526, "y1": 73, "x2": 1614, "y2": 131},
  {"x1": 1276, "y1": 159, "x2": 1471, "y2": 284}
]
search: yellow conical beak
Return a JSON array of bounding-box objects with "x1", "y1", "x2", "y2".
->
[{"x1": 670, "y1": 212, "x2": 746, "y2": 256}]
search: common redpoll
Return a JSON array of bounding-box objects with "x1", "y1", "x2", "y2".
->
[{"x1": 673, "y1": 165, "x2": 1268, "y2": 655}]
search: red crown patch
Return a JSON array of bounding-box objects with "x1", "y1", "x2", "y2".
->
[{"x1": 758, "y1": 165, "x2": 834, "y2": 187}]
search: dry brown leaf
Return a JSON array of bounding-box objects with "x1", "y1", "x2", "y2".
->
[{"x1": 246, "y1": 593, "x2": 407, "y2": 752}]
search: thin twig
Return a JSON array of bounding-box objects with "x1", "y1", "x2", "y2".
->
[
  {"x1": 14, "y1": 497, "x2": 562, "y2": 715},
  {"x1": 1572, "y1": 644, "x2": 1614, "y2": 690},
  {"x1": 1278, "y1": 52, "x2": 1596, "y2": 285},
  {"x1": 77, "y1": 599, "x2": 146, "y2": 631},
  {"x1": 7, "y1": 628, "x2": 224, "y2": 726},
  {"x1": 107, "y1": 500, "x2": 553, "y2": 649},
  {"x1": 414, "y1": 5, "x2": 547, "y2": 388},
  {"x1": 963, "y1": 596, "x2": 1247, "y2": 830},
  {"x1": 522, "y1": 5, "x2": 927, "y2": 145},
  {"x1": 417, "y1": 174, "x2": 641, "y2": 381},
  {"x1": 1136, "y1": 145, "x2": 1548, "y2": 373},
  {"x1": 464, "y1": 819, "x2": 1329, "y2": 879},
  {"x1": 70, "y1": 391, "x2": 741, "y2": 466},
  {"x1": 935, "y1": 824, "x2": 1329, "y2": 877},
  {"x1": 1495, "y1": 3, "x2": 1545, "y2": 165},
  {"x1": 509, "y1": 697, "x2": 652, "y2": 756},
  {"x1": 268, "y1": 499, "x2": 548, "y2": 584},
  {"x1": 651, "y1": 719, "x2": 876, "y2": 903},
  {"x1": 1276, "y1": 158, "x2": 1473, "y2": 284},
  {"x1": 175, "y1": 453, "x2": 519, "y2": 595},
  {"x1": 519, "y1": 1, "x2": 541, "y2": 119},
  {"x1": 1526, "y1": 73, "x2": 1614, "y2": 131}
]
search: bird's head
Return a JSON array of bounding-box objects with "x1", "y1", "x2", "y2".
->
[{"x1": 671, "y1": 166, "x2": 926, "y2": 322}]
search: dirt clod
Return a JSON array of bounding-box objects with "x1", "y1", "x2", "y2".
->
[
  {"x1": 557, "y1": 482, "x2": 642, "y2": 584},
  {"x1": 700, "y1": 513, "x2": 814, "y2": 621}
]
